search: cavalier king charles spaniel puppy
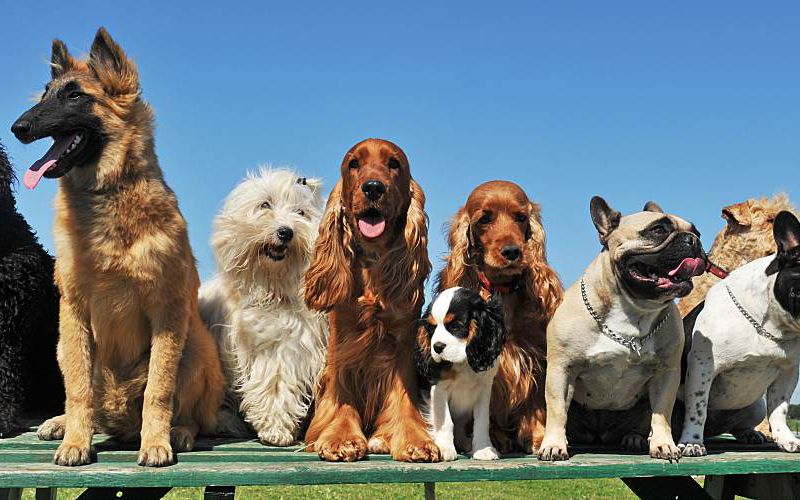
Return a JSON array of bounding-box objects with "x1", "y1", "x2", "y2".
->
[
  {"x1": 303, "y1": 138, "x2": 440, "y2": 462},
  {"x1": 437, "y1": 181, "x2": 563, "y2": 453},
  {"x1": 417, "y1": 287, "x2": 506, "y2": 461}
]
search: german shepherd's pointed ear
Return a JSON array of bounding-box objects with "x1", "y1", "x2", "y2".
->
[
  {"x1": 88, "y1": 27, "x2": 140, "y2": 97},
  {"x1": 51, "y1": 39, "x2": 78, "y2": 79}
]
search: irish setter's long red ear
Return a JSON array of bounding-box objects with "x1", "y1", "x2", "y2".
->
[
  {"x1": 304, "y1": 180, "x2": 354, "y2": 311},
  {"x1": 436, "y1": 206, "x2": 471, "y2": 292},
  {"x1": 524, "y1": 201, "x2": 563, "y2": 323}
]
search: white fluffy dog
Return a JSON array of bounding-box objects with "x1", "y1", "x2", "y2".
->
[{"x1": 199, "y1": 168, "x2": 329, "y2": 446}]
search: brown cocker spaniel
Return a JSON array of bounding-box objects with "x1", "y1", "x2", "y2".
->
[
  {"x1": 437, "y1": 180, "x2": 563, "y2": 453},
  {"x1": 304, "y1": 138, "x2": 440, "y2": 462}
]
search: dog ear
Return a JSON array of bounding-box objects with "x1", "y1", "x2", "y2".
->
[
  {"x1": 722, "y1": 201, "x2": 753, "y2": 228},
  {"x1": 51, "y1": 40, "x2": 78, "y2": 79},
  {"x1": 466, "y1": 294, "x2": 507, "y2": 372},
  {"x1": 766, "y1": 211, "x2": 800, "y2": 275},
  {"x1": 643, "y1": 201, "x2": 664, "y2": 213},
  {"x1": 523, "y1": 202, "x2": 564, "y2": 323},
  {"x1": 302, "y1": 177, "x2": 324, "y2": 195},
  {"x1": 437, "y1": 206, "x2": 471, "y2": 291},
  {"x1": 414, "y1": 309, "x2": 445, "y2": 385},
  {"x1": 88, "y1": 27, "x2": 140, "y2": 97},
  {"x1": 304, "y1": 180, "x2": 354, "y2": 311},
  {"x1": 590, "y1": 196, "x2": 621, "y2": 246}
]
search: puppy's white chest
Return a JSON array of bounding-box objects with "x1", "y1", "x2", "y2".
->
[{"x1": 437, "y1": 364, "x2": 496, "y2": 418}]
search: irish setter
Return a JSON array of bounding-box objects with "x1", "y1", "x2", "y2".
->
[
  {"x1": 304, "y1": 138, "x2": 440, "y2": 462},
  {"x1": 437, "y1": 181, "x2": 563, "y2": 453}
]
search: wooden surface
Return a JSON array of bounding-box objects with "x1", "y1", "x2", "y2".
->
[{"x1": 0, "y1": 422, "x2": 799, "y2": 489}]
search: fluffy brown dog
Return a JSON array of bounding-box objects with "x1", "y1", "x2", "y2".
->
[
  {"x1": 10, "y1": 28, "x2": 223, "y2": 467},
  {"x1": 678, "y1": 194, "x2": 796, "y2": 317},
  {"x1": 303, "y1": 138, "x2": 440, "y2": 462},
  {"x1": 437, "y1": 181, "x2": 563, "y2": 453}
]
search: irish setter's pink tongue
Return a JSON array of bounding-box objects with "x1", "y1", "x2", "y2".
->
[
  {"x1": 22, "y1": 134, "x2": 77, "y2": 190},
  {"x1": 668, "y1": 257, "x2": 706, "y2": 280},
  {"x1": 358, "y1": 219, "x2": 386, "y2": 239}
]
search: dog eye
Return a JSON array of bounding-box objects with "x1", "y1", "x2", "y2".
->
[
  {"x1": 478, "y1": 213, "x2": 492, "y2": 225},
  {"x1": 650, "y1": 225, "x2": 668, "y2": 235},
  {"x1": 296, "y1": 209, "x2": 305, "y2": 217},
  {"x1": 348, "y1": 159, "x2": 359, "y2": 170},
  {"x1": 67, "y1": 91, "x2": 83, "y2": 100},
  {"x1": 514, "y1": 213, "x2": 527, "y2": 223},
  {"x1": 388, "y1": 158, "x2": 401, "y2": 170},
  {"x1": 260, "y1": 201, "x2": 271, "y2": 210}
]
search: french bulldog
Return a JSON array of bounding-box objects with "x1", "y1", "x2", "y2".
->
[
  {"x1": 679, "y1": 211, "x2": 800, "y2": 456},
  {"x1": 538, "y1": 197, "x2": 705, "y2": 461}
]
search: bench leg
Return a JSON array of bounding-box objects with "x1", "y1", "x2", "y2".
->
[
  {"x1": 77, "y1": 487, "x2": 172, "y2": 499},
  {"x1": 0, "y1": 489, "x2": 22, "y2": 500},
  {"x1": 621, "y1": 476, "x2": 711, "y2": 500},
  {"x1": 424, "y1": 482, "x2": 436, "y2": 500},
  {"x1": 205, "y1": 486, "x2": 236, "y2": 499},
  {"x1": 705, "y1": 473, "x2": 800, "y2": 500},
  {"x1": 35, "y1": 488, "x2": 57, "y2": 500}
]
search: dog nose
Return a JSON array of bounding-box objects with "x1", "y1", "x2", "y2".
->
[
  {"x1": 361, "y1": 180, "x2": 386, "y2": 201},
  {"x1": 11, "y1": 119, "x2": 32, "y2": 140},
  {"x1": 276, "y1": 226, "x2": 294, "y2": 243},
  {"x1": 433, "y1": 342, "x2": 446, "y2": 354},
  {"x1": 501, "y1": 245, "x2": 521, "y2": 262}
]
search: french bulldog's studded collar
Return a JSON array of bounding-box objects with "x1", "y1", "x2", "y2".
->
[
  {"x1": 725, "y1": 285, "x2": 785, "y2": 342},
  {"x1": 580, "y1": 278, "x2": 671, "y2": 356}
]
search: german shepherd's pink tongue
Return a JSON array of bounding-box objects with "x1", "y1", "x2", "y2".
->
[{"x1": 23, "y1": 133, "x2": 78, "y2": 190}]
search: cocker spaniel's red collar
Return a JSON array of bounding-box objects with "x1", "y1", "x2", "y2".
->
[{"x1": 477, "y1": 271, "x2": 519, "y2": 294}]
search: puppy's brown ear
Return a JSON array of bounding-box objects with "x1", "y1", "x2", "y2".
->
[
  {"x1": 304, "y1": 180, "x2": 354, "y2": 311},
  {"x1": 437, "y1": 206, "x2": 471, "y2": 291},
  {"x1": 643, "y1": 201, "x2": 664, "y2": 213},
  {"x1": 51, "y1": 40, "x2": 78, "y2": 79},
  {"x1": 590, "y1": 196, "x2": 621, "y2": 246},
  {"x1": 722, "y1": 200, "x2": 752, "y2": 228},
  {"x1": 88, "y1": 27, "x2": 140, "y2": 97}
]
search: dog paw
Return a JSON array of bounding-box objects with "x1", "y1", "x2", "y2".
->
[
  {"x1": 138, "y1": 443, "x2": 175, "y2": 467},
  {"x1": 775, "y1": 436, "x2": 800, "y2": 453},
  {"x1": 472, "y1": 446, "x2": 500, "y2": 460},
  {"x1": 258, "y1": 428, "x2": 295, "y2": 447},
  {"x1": 54, "y1": 443, "x2": 91, "y2": 466},
  {"x1": 537, "y1": 440, "x2": 569, "y2": 461},
  {"x1": 621, "y1": 432, "x2": 648, "y2": 452},
  {"x1": 650, "y1": 440, "x2": 681, "y2": 461},
  {"x1": 367, "y1": 436, "x2": 391, "y2": 454},
  {"x1": 38, "y1": 417, "x2": 66, "y2": 441},
  {"x1": 393, "y1": 439, "x2": 441, "y2": 463},
  {"x1": 733, "y1": 429, "x2": 767, "y2": 445},
  {"x1": 435, "y1": 439, "x2": 458, "y2": 461},
  {"x1": 170, "y1": 426, "x2": 196, "y2": 453},
  {"x1": 317, "y1": 437, "x2": 368, "y2": 462},
  {"x1": 678, "y1": 442, "x2": 707, "y2": 457}
]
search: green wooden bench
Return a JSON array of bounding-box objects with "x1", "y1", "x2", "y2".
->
[{"x1": 1, "y1": 419, "x2": 798, "y2": 500}]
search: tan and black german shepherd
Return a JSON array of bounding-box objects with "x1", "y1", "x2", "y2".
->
[{"x1": 10, "y1": 28, "x2": 224, "y2": 467}]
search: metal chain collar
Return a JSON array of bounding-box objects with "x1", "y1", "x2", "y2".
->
[
  {"x1": 725, "y1": 285, "x2": 784, "y2": 342},
  {"x1": 580, "y1": 278, "x2": 671, "y2": 356}
]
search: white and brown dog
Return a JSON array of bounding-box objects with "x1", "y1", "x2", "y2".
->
[
  {"x1": 539, "y1": 197, "x2": 706, "y2": 462},
  {"x1": 416, "y1": 287, "x2": 506, "y2": 461},
  {"x1": 679, "y1": 211, "x2": 800, "y2": 456},
  {"x1": 199, "y1": 168, "x2": 329, "y2": 446}
]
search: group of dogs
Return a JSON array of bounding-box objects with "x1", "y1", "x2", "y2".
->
[{"x1": 1, "y1": 27, "x2": 799, "y2": 468}]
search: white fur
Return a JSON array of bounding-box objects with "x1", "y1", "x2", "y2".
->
[
  {"x1": 199, "y1": 168, "x2": 329, "y2": 446},
  {"x1": 426, "y1": 287, "x2": 500, "y2": 461},
  {"x1": 679, "y1": 255, "x2": 800, "y2": 456}
]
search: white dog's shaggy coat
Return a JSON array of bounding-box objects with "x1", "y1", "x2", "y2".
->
[{"x1": 199, "y1": 168, "x2": 328, "y2": 446}]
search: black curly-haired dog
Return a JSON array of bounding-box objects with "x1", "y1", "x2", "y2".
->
[{"x1": 0, "y1": 140, "x2": 63, "y2": 436}]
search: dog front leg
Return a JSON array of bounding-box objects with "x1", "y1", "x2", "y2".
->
[
  {"x1": 767, "y1": 365, "x2": 800, "y2": 453},
  {"x1": 472, "y1": 381, "x2": 499, "y2": 460},
  {"x1": 53, "y1": 299, "x2": 94, "y2": 466},
  {"x1": 305, "y1": 382, "x2": 368, "y2": 462},
  {"x1": 648, "y1": 365, "x2": 681, "y2": 461},
  {"x1": 139, "y1": 305, "x2": 189, "y2": 467},
  {"x1": 240, "y1": 361, "x2": 302, "y2": 447},
  {"x1": 429, "y1": 384, "x2": 457, "y2": 461},
  {"x1": 538, "y1": 362, "x2": 575, "y2": 461},
  {"x1": 678, "y1": 337, "x2": 715, "y2": 457}
]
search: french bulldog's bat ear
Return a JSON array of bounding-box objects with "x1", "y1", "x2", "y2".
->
[
  {"x1": 766, "y1": 211, "x2": 800, "y2": 275},
  {"x1": 590, "y1": 196, "x2": 621, "y2": 246},
  {"x1": 643, "y1": 201, "x2": 664, "y2": 213}
]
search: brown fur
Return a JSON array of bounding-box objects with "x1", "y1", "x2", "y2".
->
[
  {"x1": 679, "y1": 194, "x2": 797, "y2": 316},
  {"x1": 34, "y1": 28, "x2": 223, "y2": 467},
  {"x1": 437, "y1": 181, "x2": 563, "y2": 453},
  {"x1": 303, "y1": 139, "x2": 439, "y2": 462}
]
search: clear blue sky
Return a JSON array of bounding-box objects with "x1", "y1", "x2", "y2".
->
[{"x1": 2, "y1": 4, "x2": 798, "y2": 306}]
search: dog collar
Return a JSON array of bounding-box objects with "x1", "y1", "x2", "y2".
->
[
  {"x1": 725, "y1": 285, "x2": 785, "y2": 342},
  {"x1": 706, "y1": 259, "x2": 730, "y2": 279},
  {"x1": 580, "y1": 278, "x2": 671, "y2": 356},
  {"x1": 477, "y1": 271, "x2": 518, "y2": 294}
]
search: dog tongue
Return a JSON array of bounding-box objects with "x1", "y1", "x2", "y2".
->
[
  {"x1": 22, "y1": 134, "x2": 77, "y2": 190},
  {"x1": 358, "y1": 219, "x2": 386, "y2": 239},
  {"x1": 668, "y1": 257, "x2": 706, "y2": 280}
]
